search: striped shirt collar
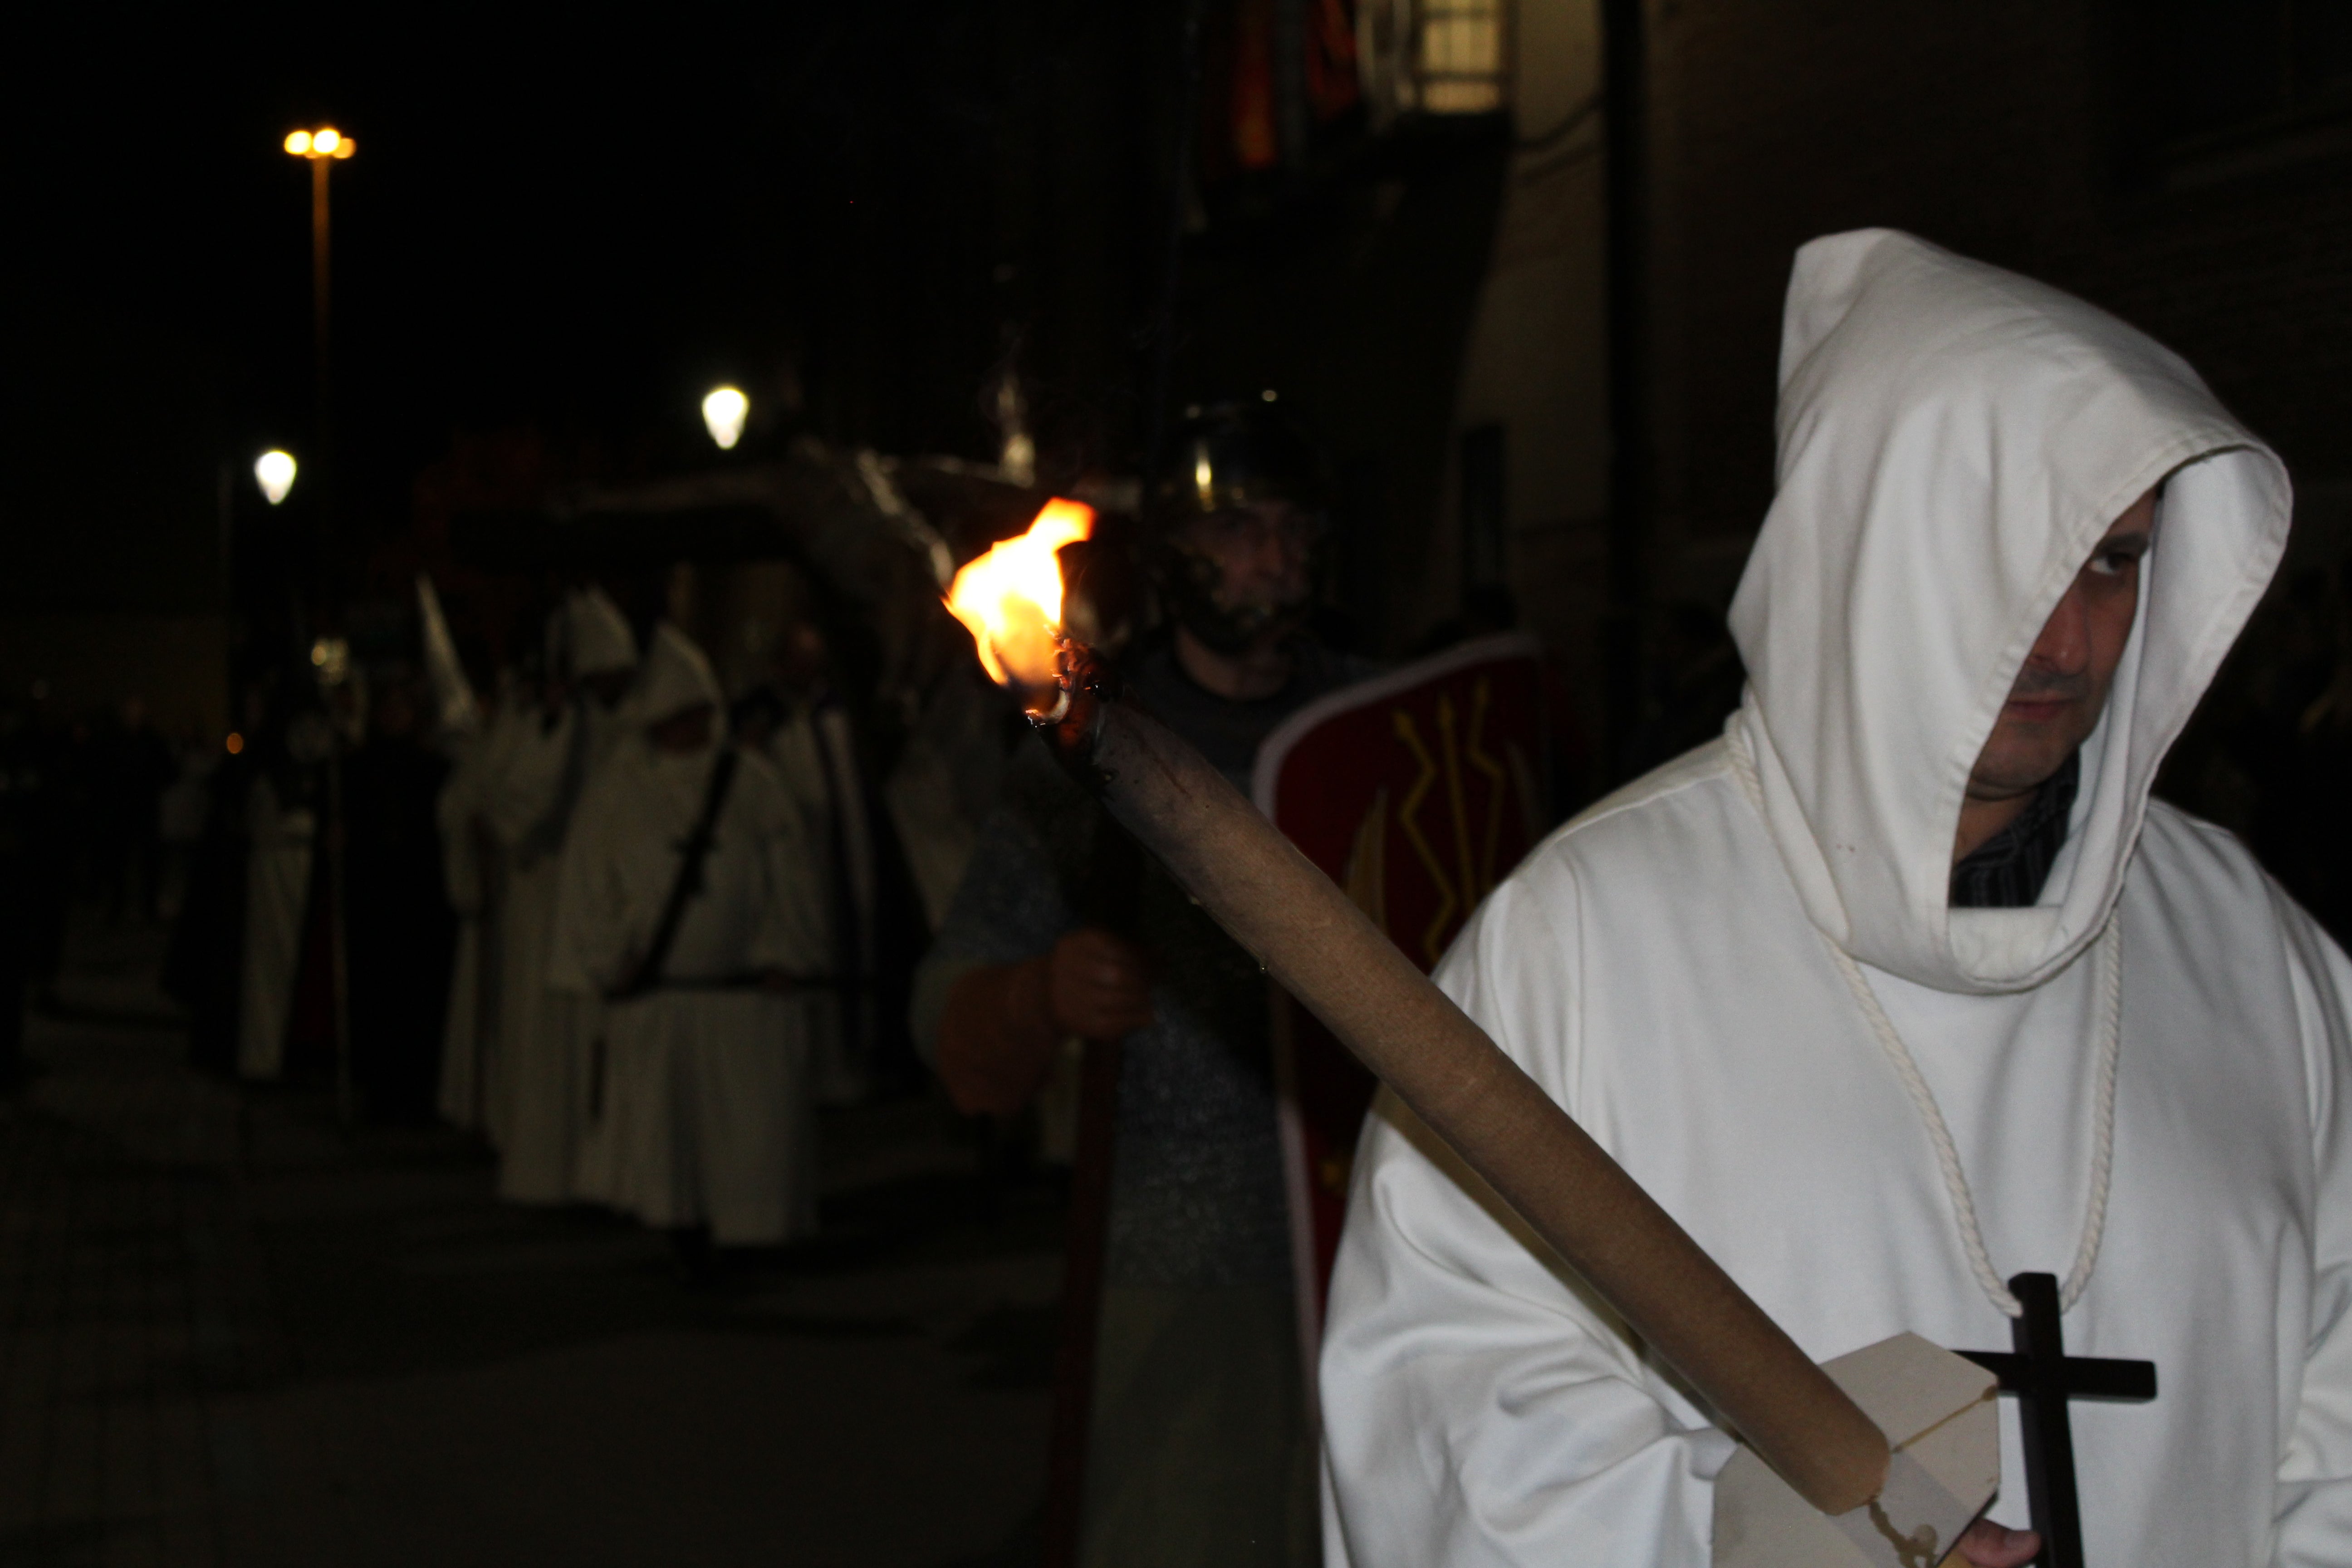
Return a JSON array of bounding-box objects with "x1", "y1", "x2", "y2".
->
[{"x1": 1949, "y1": 750, "x2": 2079, "y2": 910}]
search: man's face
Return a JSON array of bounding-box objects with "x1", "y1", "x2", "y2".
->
[
  {"x1": 1966, "y1": 488, "x2": 2157, "y2": 804},
  {"x1": 1171, "y1": 499, "x2": 1319, "y2": 643}
]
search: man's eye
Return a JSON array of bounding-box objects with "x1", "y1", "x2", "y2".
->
[{"x1": 2087, "y1": 550, "x2": 2138, "y2": 577}]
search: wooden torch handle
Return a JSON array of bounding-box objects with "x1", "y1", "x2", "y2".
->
[{"x1": 1034, "y1": 660, "x2": 1891, "y2": 1518}]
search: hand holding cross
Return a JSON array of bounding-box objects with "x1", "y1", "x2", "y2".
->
[{"x1": 1956, "y1": 1273, "x2": 2157, "y2": 1568}]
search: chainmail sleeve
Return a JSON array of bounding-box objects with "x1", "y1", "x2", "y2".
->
[
  {"x1": 911, "y1": 637, "x2": 1375, "y2": 1290},
  {"x1": 907, "y1": 747, "x2": 1091, "y2": 1066}
]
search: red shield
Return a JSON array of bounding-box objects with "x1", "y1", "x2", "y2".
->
[{"x1": 1252, "y1": 632, "x2": 1549, "y2": 1357}]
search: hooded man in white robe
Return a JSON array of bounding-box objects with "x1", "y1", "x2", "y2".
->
[
  {"x1": 747, "y1": 620, "x2": 879, "y2": 1107},
  {"x1": 1321, "y1": 230, "x2": 2352, "y2": 1568},
  {"x1": 436, "y1": 669, "x2": 521, "y2": 1132},
  {"x1": 553, "y1": 622, "x2": 827, "y2": 1250},
  {"x1": 419, "y1": 576, "x2": 502, "y2": 1133},
  {"x1": 237, "y1": 708, "x2": 333, "y2": 1081},
  {"x1": 476, "y1": 587, "x2": 637, "y2": 1199}
]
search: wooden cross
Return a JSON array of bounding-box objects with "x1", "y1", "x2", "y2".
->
[{"x1": 1955, "y1": 1272, "x2": 2156, "y2": 1568}]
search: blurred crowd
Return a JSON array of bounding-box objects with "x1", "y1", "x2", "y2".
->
[
  {"x1": 106, "y1": 584, "x2": 897, "y2": 1279},
  {"x1": 0, "y1": 688, "x2": 219, "y2": 1075}
]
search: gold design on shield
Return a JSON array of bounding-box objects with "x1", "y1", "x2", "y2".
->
[
  {"x1": 1466, "y1": 680, "x2": 1510, "y2": 891},
  {"x1": 1390, "y1": 676, "x2": 1517, "y2": 966},
  {"x1": 1393, "y1": 710, "x2": 1454, "y2": 963}
]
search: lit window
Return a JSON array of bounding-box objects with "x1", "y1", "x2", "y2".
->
[
  {"x1": 1359, "y1": 0, "x2": 1509, "y2": 123},
  {"x1": 1417, "y1": 0, "x2": 1507, "y2": 112}
]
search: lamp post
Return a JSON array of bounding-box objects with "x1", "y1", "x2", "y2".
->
[
  {"x1": 281, "y1": 127, "x2": 358, "y2": 1127},
  {"x1": 284, "y1": 128, "x2": 355, "y2": 439}
]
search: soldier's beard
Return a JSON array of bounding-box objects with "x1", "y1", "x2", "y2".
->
[{"x1": 1162, "y1": 549, "x2": 1313, "y2": 656}]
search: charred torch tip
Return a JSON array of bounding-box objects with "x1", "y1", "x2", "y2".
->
[
  {"x1": 1053, "y1": 634, "x2": 1121, "y2": 702},
  {"x1": 1025, "y1": 634, "x2": 1125, "y2": 785},
  {"x1": 1029, "y1": 686, "x2": 1073, "y2": 725},
  {"x1": 1015, "y1": 634, "x2": 1087, "y2": 725}
]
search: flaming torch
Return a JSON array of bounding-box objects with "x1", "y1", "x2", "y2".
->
[
  {"x1": 943, "y1": 505, "x2": 1996, "y2": 1565},
  {"x1": 944, "y1": 497, "x2": 1096, "y2": 693}
]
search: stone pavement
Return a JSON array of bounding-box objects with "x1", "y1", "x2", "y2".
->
[{"x1": 0, "y1": 913, "x2": 1061, "y2": 1568}]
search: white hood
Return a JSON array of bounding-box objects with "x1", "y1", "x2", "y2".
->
[
  {"x1": 566, "y1": 587, "x2": 639, "y2": 677},
  {"x1": 1727, "y1": 229, "x2": 2291, "y2": 994},
  {"x1": 635, "y1": 621, "x2": 725, "y2": 727},
  {"x1": 416, "y1": 572, "x2": 481, "y2": 737}
]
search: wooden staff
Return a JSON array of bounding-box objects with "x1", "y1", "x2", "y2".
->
[
  {"x1": 1041, "y1": 816, "x2": 1142, "y2": 1568},
  {"x1": 1029, "y1": 644, "x2": 1891, "y2": 1519}
]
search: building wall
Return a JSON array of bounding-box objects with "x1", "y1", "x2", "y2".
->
[
  {"x1": 1173, "y1": 123, "x2": 1515, "y2": 660},
  {"x1": 1424, "y1": 0, "x2": 1610, "y2": 760},
  {"x1": 1643, "y1": 0, "x2": 2352, "y2": 599},
  {"x1": 1446, "y1": 0, "x2": 2352, "y2": 784}
]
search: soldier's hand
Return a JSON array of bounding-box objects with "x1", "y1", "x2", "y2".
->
[{"x1": 1045, "y1": 928, "x2": 1153, "y2": 1041}]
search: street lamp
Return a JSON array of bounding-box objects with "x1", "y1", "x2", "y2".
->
[
  {"x1": 282, "y1": 123, "x2": 361, "y2": 1131},
  {"x1": 255, "y1": 450, "x2": 298, "y2": 505},
  {"x1": 702, "y1": 386, "x2": 749, "y2": 450},
  {"x1": 284, "y1": 126, "x2": 355, "y2": 464},
  {"x1": 283, "y1": 127, "x2": 356, "y2": 159}
]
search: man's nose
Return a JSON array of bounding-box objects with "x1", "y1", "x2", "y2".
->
[{"x1": 2028, "y1": 580, "x2": 2092, "y2": 674}]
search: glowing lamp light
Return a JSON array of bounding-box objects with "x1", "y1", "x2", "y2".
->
[
  {"x1": 701, "y1": 386, "x2": 749, "y2": 450},
  {"x1": 285, "y1": 126, "x2": 357, "y2": 160},
  {"x1": 310, "y1": 637, "x2": 351, "y2": 685},
  {"x1": 944, "y1": 498, "x2": 1095, "y2": 690},
  {"x1": 254, "y1": 450, "x2": 298, "y2": 505}
]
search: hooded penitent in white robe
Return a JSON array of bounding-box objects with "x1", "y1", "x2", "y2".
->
[
  {"x1": 762, "y1": 696, "x2": 877, "y2": 1105},
  {"x1": 1321, "y1": 230, "x2": 2351, "y2": 1568},
  {"x1": 422, "y1": 574, "x2": 497, "y2": 1130},
  {"x1": 435, "y1": 688, "x2": 516, "y2": 1132},
  {"x1": 481, "y1": 589, "x2": 638, "y2": 1200},
  {"x1": 555, "y1": 626, "x2": 828, "y2": 1244},
  {"x1": 236, "y1": 771, "x2": 314, "y2": 1080}
]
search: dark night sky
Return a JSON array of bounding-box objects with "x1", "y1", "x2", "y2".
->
[{"x1": 5, "y1": 4, "x2": 1048, "y2": 612}]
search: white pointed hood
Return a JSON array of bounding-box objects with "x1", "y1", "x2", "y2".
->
[
  {"x1": 635, "y1": 622, "x2": 725, "y2": 727},
  {"x1": 566, "y1": 587, "x2": 639, "y2": 677},
  {"x1": 416, "y1": 573, "x2": 480, "y2": 736},
  {"x1": 1727, "y1": 229, "x2": 2291, "y2": 994}
]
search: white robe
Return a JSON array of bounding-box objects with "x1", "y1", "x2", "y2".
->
[
  {"x1": 763, "y1": 702, "x2": 875, "y2": 1105},
  {"x1": 236, "y1": 775, "x2": 313, "y2": 1081},
  {"x1": 482, "y1": 698, "x2": 623, "y2": 1202},
  {"x1": 1321, "y1": 231, "x2": 2352, "y2": 1568},
  {"x1": 435, "y1": 703, "x2": 513, "y2": 1132},
  {"x1": 551, "y1": 739, "x2": 828, "y2": 1245}
]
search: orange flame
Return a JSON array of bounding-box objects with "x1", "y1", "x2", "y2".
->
[{"x1": 946, "y1": 498, "x2": 1095, "y2": 689}]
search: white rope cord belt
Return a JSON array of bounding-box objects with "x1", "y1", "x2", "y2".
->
[{"x1": 1727, "y1": 734, "x2": 2121, "y2": 1319}]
